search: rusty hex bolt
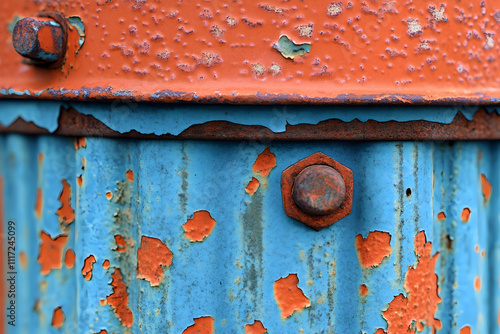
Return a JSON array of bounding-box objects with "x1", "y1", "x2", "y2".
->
[
  {"x1": 292, "y1": 165, "x2": 346, "y2": 216},
  {"x1": 12, "y1": 17, "x2": 64, "y2": 64},
  {"x1": 281, "y1": 152, "x2": 353, "y2": 230}
]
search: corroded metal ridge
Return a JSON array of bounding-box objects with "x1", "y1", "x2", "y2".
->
[
  {"x1": 0, "y1": 106, "x2": 498, "y2": 140},
  {"x1": 1, "y1": 1, "x2": 500, "y2": 103}
]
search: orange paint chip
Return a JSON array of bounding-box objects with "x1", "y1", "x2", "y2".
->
[
  {"x1": 355, "y1": 231, "x2": 392, "y2": 268},
  {"x1": 245, "y1": 320, "x2": 267, "y2": 334},
  {"x1": 461, "y1": 208, "x2": 471, "y2": 222},
  {"x1": 273, "y1": 273, "x2": 311, "y2": 318},
  {"x1": 460, "y1": 326, "x2": 471, "y2": 334},
  {"x1": 35, "y1": 188, "x2": 43, "y2": 218},
  {"x1": 474, "y1": 277, "x2": 481, "y2": 292},
  {"x1": 56, "y1": 180, "x2": 75, "y2": 226},
  {"x1": 106, "y1": 192, "x2": 113, "y2": 200},
  {"x1": 437, "y1": 212, "x2": 446, "y2": 220},
  {"x1": 100, "y1": 299, "x2": 107, "y2": 306},
  {"x1": 183, "y1": 211, "x2": 216, "y2": 242},
  {"x1": 481, "y1": 251, "x2": 485, "y2": 258},
  {"x1": 475, "y1": 245, "x2": 480, "y2": 253},
  {"x1": 480, "y1": 174, "x2": 492, "y2": 201},
  {"x1": 136, "y1": 236, "x2": 173, "y2": 286},
  {"x1": 82, "y1": 255, "x2": 96, "y2": 280},
  {"x1": 52, "y1": 306, "x2": 64, "y2": 328},
  {"x1": 383, "y1": 231, "x2": 442, "y2": 334},
  {"x1": 103, "y1": 259, "x2": 110, "y2": 269},
  {"x1": 106, "y1": 268, "x2": 133, "y2": 328},
  {"x1": 245, "y1": 177, "x2": 260, "y2": 195},
  {"x1": 114, "y1": 235, "x2": 127, "y2": 252},
  {"x1": 252, "y1": 147, "x2": 276, "y2": 178},
  {"x1": 126, "y1": 169, "x2": 134, "y2": 182},
  {"x1": 182, "y1": 316, "x2": 214, "y2": 334},
  {"x1": 74, "y1": 137, "x2": 87, "y2": 149},
  {"x1": 65, "y1": 249, "x2": 75, "y2": 269},
  {"x1": 374, "y1": 329, "x2": 386, "y2": 334},
  {"x1": 359, "y1": 284, "x2": 369, "y2": 297},
  {"x1": 19, "y1": 251, "x2": 27, "y2": 269},
  {"x1": 77, "y1": 175, "x2": 83, "y2": 187},
  {"x1": 38, "y1": 231, "x2": 68, "y2": 275}
]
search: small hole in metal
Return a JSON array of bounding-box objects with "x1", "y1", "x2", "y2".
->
[{"x1": 406, "y1": 188, "x2": 412, "y2": 197}]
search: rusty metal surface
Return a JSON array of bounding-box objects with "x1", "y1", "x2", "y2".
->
[
  {"x1": 0, "y1": 104, "x2": 499, "y2": 140},
  {"x1": 281, "y1": 152, "x2": 353, "y2": 230},
  {"x1": 1, "y1": 1, "x2": 500, "y2": 103}
]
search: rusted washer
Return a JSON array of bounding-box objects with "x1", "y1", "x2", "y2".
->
[
  {"x1": 12, "y1": 17, "x2": 64, "y2": 64},
  {"x1": 281, "y1": 152, "x2": 353, "y2": 230},
  {"x1": 292, "y1": 165, "x2": 346, "y2": 215}
]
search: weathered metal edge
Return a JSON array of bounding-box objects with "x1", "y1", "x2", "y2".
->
[{"x1": 0, "y1": 106, "x2": 498, "y2": 141}]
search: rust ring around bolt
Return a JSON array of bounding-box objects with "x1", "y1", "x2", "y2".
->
[{"x1": 281, "y1": 152, "x2": 353, "y2": 231}]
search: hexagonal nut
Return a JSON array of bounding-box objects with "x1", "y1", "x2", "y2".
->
[{"x1": 281, "y1": 152, "x2": 353, "y2": 230}]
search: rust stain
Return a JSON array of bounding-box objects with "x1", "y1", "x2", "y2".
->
[
  {"x1": 106, "y1": 268, "x2": 133, "y2": 328},
  {"x1": 480, "y1": 174, "x2": 492, "y2": 201},
  {"x1": 359, "y1": 284, "x2": 369, "y2": 297},
  {"x1": 475, "y1": 245, "x2": 480, "y2": 253},
  {"x1": 382, "y1": 231, "x2": 442, "y2": 333},
  {"x1": 273, "y1": 273, "x2": 311, "y2": 318},
  {"x1": 437, "y1": 212, "x2": 446, "y2": 220},
  {"x1": 82, "y1": 255, "x2": 96, "y2": 280},
  {"x1": 64, "y1": 249, "x2": 75, "y2": 269},
  {"x1": 74, "y1": 137, "x2": 87, "y2": 149},
  {"x1": 137, "y1": 236, "x2": 173, "y2": 286},
  {"x1": 245, "y1": 320, "x2": 267, "y2": 334},
  {"x1": 245, "y1": 177, "x2": 260, "y2": 195},
  {"x1": 114, "y1": 235, "x2": 127, "y2": 252},
  {"x1": 38, "y1": 231, "x2": 68, "y2": 275},
  {"x1": 252, "y1": 147, "x2": 276, "y2": 179},
  {"x1": 182, "y1": 317, "x2": 214, "y2": 334},
  {"x1": 481, "y1": 251, "x2": 485, "y2": 258},
  {"x1": 51, "y1": 307, "x2": 64, "y2": 328},
  {"x1": 461, "y1": 208, "x2": 471, "y2": 222},
  {"x1": 474, "y1": 277, "x2": 481, "y2": 292},
  {"x1": 19, "y1": 251, "x2": 27, "y2": 269},
  {"x1": 182, "y1": 210, "x2": 216, "y2": 242},
  {"x1": 460, "y1": 326, "x2": 471, "y2": 334},
  {"x1": 106, "y1": 192, "x2": 113, "y2": 200},
  {"x1": 355, "y1": 231, "x2": 392, "y2": 268},
  {"x1": 56, "y1": 180, "x2": 75, "y2": 226},
  {"x1": 35, "y1": 188, "x2": 43, "y2": 219},
  {"x1": 126, "y1": 169, "x2": 134, "y2": 182},
  {"x1": 103, "y1": 259, "x2": 110, "y2": 270},
  {"x1": 82, "y1": 157, "x2": 86, "y2": 169},
  {"x1": 77, "y1": 175, "x2": 83, "y2": 187}
]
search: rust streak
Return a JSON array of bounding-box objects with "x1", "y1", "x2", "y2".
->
[
  {"x1": 35, "y1": 188, "x2": 43, "y2": 219},
  {"x1": 136, "y1": 236, "x2": 173, "y2": 286},
  {"x1": 38, "y1": 231, "x2": 68, "y2": 275},
  {"x1": 182, "y1": 316, "x2": 214, "y2": 334},
  {"x1": 355, "y1": 231, "x2": 392, "y2": 268},
  {"x1": 273, "y1": 273, "x2": 311, "y2": 318},
  {"x1": 183, "y1": 211, "x2": 216, "y2": 242},
  {"x1": 106, "y1": 268, "x2": 133, "y2": 328}
]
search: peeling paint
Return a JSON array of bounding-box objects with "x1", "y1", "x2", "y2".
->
[
  {"x1": 437, "y1": 212, "x2": 446, "y2": 220},
  {"x1": 114, "y1": 235, "x2": 127, "y2": 252},
  {"x1": 51, "y1": 307, "x2": 64, "y2": 328},
  {"x1": 355, "y1": 231, "x2": 392, "y2": 268},
  {"x1": 252, "y1": 147, "x2": 276, "y2": 179},
  {"x1": 274, "y1": 274, "x2": 311, "y2": 318},
  {"x1": 245, "y1": 320, "x2": 267, "y2": 334},
  {"x1": 57, "y1": 180, "x2": 75, "y2": 227},
  {"x1": 82, "y1": 255, "x2": 96, "y2": 280},
  {"x1": 102, "y1": 259, "x2": 110, "y2": 270},
  {"x1": 480, "y1": 174, "x2": 492, "y2": 201},
  {"x1": 64, "y1": 249, "x2": 75, "y2": 269},
  {"x1": 460, "y1": 326, "x2": 471, "y2": 334},
  {"x1": 38, "y1": 232, "x2": 68, "y2": 275},
  {"x1": 359, "y1": 284, "x2": 369, "y2": 297},
  {"x1": 106, "y1": 268, "x2": 133, "y2": 328},
  {"x1": 126, "y1": 169, "x2": 134, "y2": 182},
  {"x1": 136, "y1": 236, "x2": 173, "y2": 286},
  {"x1": 245, "y1": 177, "x2": 260, "y2": 195},
  {"x1": 182, "y1": 316, "x2": 214, "y2": 334},
  {"x1": 273, "y1": 35, "x2": 311, "y2": 59},
  {"x1": 461, "y1": 208, "x2": 471, "y2": 222},
  {"x1": 106, "y1": 192, "x2": 113, "y2": 200},
  {"x1": 74, "y1": 137, "x2": 87, "y2": 149},
  {"x1": 382, "y1": 231, "x2": 442, "y2": 333},
  {"x1": 182, "y1": 211, "x2": 216, "y2": 242}
]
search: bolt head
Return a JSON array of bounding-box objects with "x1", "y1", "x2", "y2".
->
[
  {"x1": 281, "y1": 152, "x2": 353, "y2": 230},
  {"x1": 292, "y1": 165, "x2": 346, "y2": 216}
]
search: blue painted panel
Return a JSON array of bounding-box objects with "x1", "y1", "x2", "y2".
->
[{"x1": 0, "y1": 135, "x2": 497, "y2": 333}]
